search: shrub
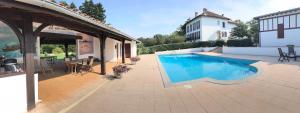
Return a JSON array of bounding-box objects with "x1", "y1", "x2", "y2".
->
[
  {"x1": 112, "y1": 65, "x2": 131, "y2": 74},
  {"x1": 227, "y1": 39, "x2": 253, "y2": 47},
  {"x1": 52, "y1": 47, "x2": 64, "y2": 54},
  {"x1": 130, "y1": 57, "x2": 141, "y2": 62}
]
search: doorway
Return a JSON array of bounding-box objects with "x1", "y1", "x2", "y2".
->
[{"x1": 125, "y1": 44, "x2": 131, "y2": 58}]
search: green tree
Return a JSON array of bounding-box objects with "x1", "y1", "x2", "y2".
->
[
  {"x1": 41, "y1": 45, "x2": 56, "y2": 53},
  {"x1": 69, "y1": 2, "x2": 77, "y2": 9},
  {"x1": 231, "y1": 21, "x2": 249, "y2": 38},
  {"x1": 59, "y1": 0, "x2": 68, "y2": 6},
  {"x1": 247, "y1": 19, "x2": 259, "y2": 45},
  {"x1": 52, "y1": 47, "x2": 64, "y2": 54},
  {"x1": 79, "y1": 0, "x2": 106, "y2": 22},
  {"x1": 153, "y1": 34, "x2": 165, "y2": 45},
  {"x1": 50, "y1": 0, "x2": 56, "y2": 3},
  {"x1": 176, "y1": 24, "x2": 186, "y2": 36}
]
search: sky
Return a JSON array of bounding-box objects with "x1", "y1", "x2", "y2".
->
[{"x1": 65, "y1": 0, "x2": 300, "y2": 38}]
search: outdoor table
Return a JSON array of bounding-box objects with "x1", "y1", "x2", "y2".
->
[
  {"x1": 65, "y1": 59, "x2": 87, "y2": 74},
  {"x1": 41, "y1": 56, "x2": 57, "y2": 64}
]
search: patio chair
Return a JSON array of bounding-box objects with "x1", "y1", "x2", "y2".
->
[
  {"x1": 40, "y1": 59, "x2": 53, "y2": 75},
  {"x1": 80, "y1": 57, "x2": 94, "y2": 73},
  {"x1": 64, "y1": 57, "x2": 71, "y2": 72},
  {"x1": 287, "y1": 45, "x2": 299, "y2": 61},
  {"x1": 278, "y1": 48, "x2": 289, "y2": 62}
]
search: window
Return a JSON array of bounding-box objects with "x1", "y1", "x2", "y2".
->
[
  {"x1": 222, "y1": 22, "x2": 226, "y2": 28},
  {"x1": 284, "y1": 16, "x2": 289, "y2": 28},
  {"x1": 260, "y1": 20, "x2": 264, "y2": 31},
  {"x1": 198, "y1": 20, "x2": 201, "y2": 29},
  {"x1": 290, "y1": 15, "x2": 296, "y2": 28},
  {"x1": 278, "y1": 24, "x2": 284, "y2": 38},
  {"x1": 273, "y1": 18, "x2": 277, "y2": 30},
  {"x1": 197, "y1": 21, "x2": 200, "y2": 29},
  {"x1": 0, "y1": 21, "x2": 24, "y2": 75},
  {"x1": 217, "y1": 21, "x2": 220, "y2": 25},
  {"x1": 278, "y1": 17, "x2": 284, "y2": 24},
  {"x1": 297, "y1": 14, "x2": 300, "y2": 27},
  {"x1": 186, "y1": 25, "x2": 189, "y2": 33},
  {"x1": 268, "y1": 19, "x2": 272, "y2": 30},
  {"x1": 263, "y1": 20, "x2": 268, "y2": 31}
]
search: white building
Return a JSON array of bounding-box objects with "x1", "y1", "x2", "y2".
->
[
  {"x1": 185, "y1": 8, "x2": 237, "y2": 42},
  {"x1": 255, "y1": 7, "x2": 300, "y2": 47}
]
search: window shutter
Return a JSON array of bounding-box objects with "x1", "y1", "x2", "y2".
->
[{"x1": 277, "y1": 24, "x2": 284, "y2": 38}]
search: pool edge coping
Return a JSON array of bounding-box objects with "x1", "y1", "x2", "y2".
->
[{"x1": 155, "y1": 52, "x2": 263, "y2": 88}]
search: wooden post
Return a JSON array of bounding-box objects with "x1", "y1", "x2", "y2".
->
[
  {"x1": 100, "y1": 34, "x2": 107, "y2": 75},
  {"x1": 23, "y1": 16, "x2": 36, "y2": 110},
  {"x1": 64, "y1": 44, "x2": 69, "y2": 58},
  {"x1": 122, "y1": 39, "x2": 125, "y2": 63}
]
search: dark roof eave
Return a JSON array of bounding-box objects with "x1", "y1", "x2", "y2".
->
[
  {"x1": 184, "y1": 15, "x2": 230, "y2": 26},
  {"x1": 10, "y1": 0, "x2": 138, "y2": 42},
  {"x1": 254, "y1": 7, "x2": 300, "y2": 19}
]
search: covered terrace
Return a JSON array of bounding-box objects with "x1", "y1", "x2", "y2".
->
[{"x1": 0, "y1": 0, "x2": 137, "y2": 112}]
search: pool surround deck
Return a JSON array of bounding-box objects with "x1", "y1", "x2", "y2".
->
[{"x1": 62, "y1": 53, "x2": 300, "y2": 113}]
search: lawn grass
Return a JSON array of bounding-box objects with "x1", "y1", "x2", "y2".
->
[{"x1": 40, "y1": 52, "x2": 75, "y2": 60}]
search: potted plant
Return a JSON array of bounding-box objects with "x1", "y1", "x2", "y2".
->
[
  {"x1": 112, "y1": 65, "x2": 131, "y2": 78},
  {"x1": 130, "y1": 56, "x2": 141, "y2": 65}
]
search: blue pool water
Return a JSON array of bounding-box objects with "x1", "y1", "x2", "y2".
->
[{"x1": 158, "y1": 54, "x2": 258, "y2": 83}]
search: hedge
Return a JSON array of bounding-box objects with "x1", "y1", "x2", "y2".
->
[
  {"x1": 138, "y1": 39, "x2": 254, "y2": 55},
  {"x1": 138, "y1": 40, "x2": 224, "y2": 54},
  {"x1": 227, "y1": 39, "x2": 253, "y2": 47}
]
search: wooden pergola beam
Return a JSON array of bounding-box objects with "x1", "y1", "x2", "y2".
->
[
  {"x1": 33, "y1": 23, "x2": 50, "y2": 37},
  {"x1": 99, "y1": 34, "x2": 107, "y2": 75},
  {"x1": 122, "y1": 39, "x2": 125, "y2": 63},
  {"x1": 22, "y1": 15, "x2": 36, "y2": 110}
]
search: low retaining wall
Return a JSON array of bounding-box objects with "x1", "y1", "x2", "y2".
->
[
  {"x1": 155, "y1": 47, "x2": 216, "y2": 54},
  {"x1": 0, "y1": 74, "x2": 38, "y2": 113},
  {"x1": 223, "y1": 47, "x2": 300, "y2": 57}
]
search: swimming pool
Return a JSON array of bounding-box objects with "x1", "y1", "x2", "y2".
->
[{"x1": 158, "y1": 54, "x2": 258, "y2": 84}]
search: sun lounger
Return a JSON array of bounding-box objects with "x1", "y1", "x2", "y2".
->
[{"x1": 278, "y1": 48, "x2": 289, "y2": 62}]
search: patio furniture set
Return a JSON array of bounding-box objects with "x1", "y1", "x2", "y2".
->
[
  {"x1": 278, "y1": 45, "x2": 300, "y2": 62},
  {"x1": 64, "y1": 56, "x2": 95, "y2": 74}
]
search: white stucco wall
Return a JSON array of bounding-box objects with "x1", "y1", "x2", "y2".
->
[
  {"x1": 105, "y1": 38, "x2": 118, "y2": 62},
  {"x1": 130, "y1": 41, "x2": 137, "y2": 57},
  {"x1": 77, "y1": 37, "x2": 100, "y2": 60},
  {"x1": 155, "y1": 47, "x2": 216, "y2": 54},
  {"x1": 76, "y1": 35, "x2": 137, "y2": 62},
  {"x1": 0, "y1": 74, "x2": 38, "y2": 113},
  {"x1": 201, "y1": 17, "x2": 235, "y2": 41},
  {"x1": 223, "y1": 47, "x2": 300, "y2": 57},
  {"x1": 0, "y1": 74, "x2": 27, "y2": 113},
  {"x1": 260, "y1": 29, "x2": 300, "y2": 47}
]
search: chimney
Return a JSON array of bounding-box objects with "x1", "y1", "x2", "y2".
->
[
  {"x1": 203, "y1": 8, "x2": 207, "y2": 12},
  {"x1": 221, "y1": 14, "x2": 224, "y2": 17},
  {"x1": 187, "y1": 17, "x2": 191, "y2": 21},
  {"x1": 195, "y1": 12, "x2": 198, "y2": 17}
]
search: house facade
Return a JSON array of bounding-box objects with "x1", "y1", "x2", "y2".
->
[
  {"x1": 185, "y1": 8, "x2": 237, "y2": 42},
  {"x1": 255, "y1": 7, "x2": 300, "y2": 47}
]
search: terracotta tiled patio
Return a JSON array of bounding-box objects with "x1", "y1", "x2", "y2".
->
[{"x1": 30, "y1": 60, "x2": 127, "y2": 113}]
